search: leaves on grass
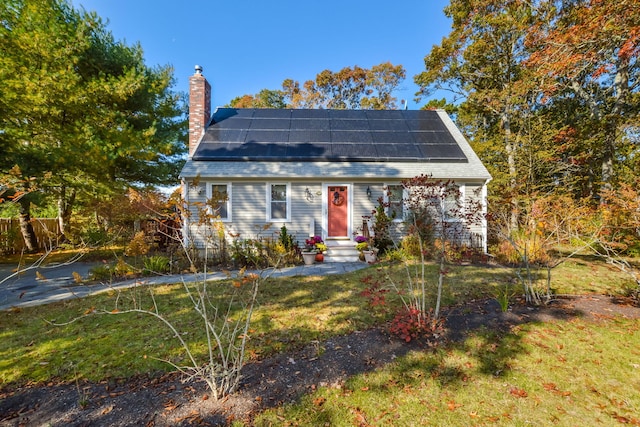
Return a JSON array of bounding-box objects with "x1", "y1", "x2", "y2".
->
[
  {"x1": 447, "y1": 400, "x2": 462, "y2": 411},
  {"x1": 509, "y1": 387, "x2": 528, "y2": 398},
  {"x1": 313, "y1": 397, "x2": 326, "y2": 407},
  {"x1": 543, "y1": 382, "x2": 572, "y2": 396},
  {"x1": 351, "y1": 406, "x2": 371, "y2": 427}
]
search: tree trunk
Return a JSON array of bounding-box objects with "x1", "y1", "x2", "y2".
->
[
  {"x1": 503, "y1": 111, "x2": 518, "y2": 231},
  {"x1": 56, "y1": 186, "x2": 76, "y2": 240},
  {"x1": 18, "y1": 197, "x2": 38, "y2": 253}
]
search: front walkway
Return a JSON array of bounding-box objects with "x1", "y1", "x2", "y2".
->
[{"x1": 0, "y1": 261, "x2": 369, "y2": 311}]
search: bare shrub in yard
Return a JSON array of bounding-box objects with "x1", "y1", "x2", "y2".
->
[{"x1": 362, "y1": 175, "x2": 485, "y2": 342}]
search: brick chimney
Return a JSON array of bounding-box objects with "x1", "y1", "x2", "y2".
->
[{"x1": 188, "y1": 65, "x2": 211, "y2": 157}]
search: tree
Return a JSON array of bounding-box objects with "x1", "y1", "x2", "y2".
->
[
  {"x1": 232, "y1": 62, "x2": 406, "y2": 110},
  {"x1": 0, "y1": 0, "x2": 186, "y2": 247},
  {"x1": 228, "y1": 89, "x2": 287, "y2": 109},
  {"x1": 415, "y1": 0, "x2": 536, "y2": 231},
  {"x1": 526, "y1": 0, "x2": 640, "y2": 194}
]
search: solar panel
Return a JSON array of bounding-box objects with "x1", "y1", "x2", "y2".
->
[
  {"x1": 201, "y1": 128, "x2": 247, "y2": 143},
  {"x1": 291, "y1": 109, "x2": 329, "y2": 119},
  {"x1": 331, "y1": 130, "x2": 373, "y2": 143},
  {"x1": 405, "y1": 119, "x2": 448, "y2": 132},
  {"x1": 215, "y1": 117, "x2": 252, "y2": 130},
  {"x1": 288, "y1": 130, "x2": 331, "y2": 143},
  {"x1": 286, "y1": 143, "x2": 330, "y2": 159},
  {"x1": 331, "y1": 119, "x2": 369, "y2": 130},
  {"x1": 418, "y1": 143, "x2": 466, "y2": 159},
  {"x1": 329, "y1": 110, "x2": 366, "y2": 119},
  {"x1": 412, "y1": 131, "x2": 457, "y2": 144},
  {"x1": 331, "y1": 144, "x2": 375, "y2": 159},
  {"x1": 368, "y1": 119, "x2": 410, "y2": 131},
  {"x1": 290, "y1": 118, "x2": 330, "y2": 130},
  {"x1": 371, "y1": 131, "x2": 414, "y2": 144},
  {"x1": 376, "y1": 143, "x2": 422, "y2": 158},
  {"x1": 192, "y1": 108, "x2": 469, "y2": 163},
  {"x1": 245, "y1": 130, "x2": 290, "y2": 143},
  {"x1": 253, "y1": 109, "x2": 291, "y2": 118},
  {"x1": 249, "y1": 118, "x2": 290, "y2": 130},
  {"x1": 366, "y1": 110, "x2": 404, "y2": 119}
]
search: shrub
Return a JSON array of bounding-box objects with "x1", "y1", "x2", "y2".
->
[
  {"x1": 125, "y1": 231, "x2": 150, "y2": 257},
  {"x1": 143, "y1": 255, "x2": 170, "y2": 275},
  {"x1": 389, "y1": 307, "x2": 444, "y2": 344},
  {"x1": 89, "y1": 264, "x2": 114, "y2": 281}
]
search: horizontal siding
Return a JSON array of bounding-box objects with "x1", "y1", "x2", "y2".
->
[{"x1": 184, "y1": 179, "x2": 488, "y2": 251}]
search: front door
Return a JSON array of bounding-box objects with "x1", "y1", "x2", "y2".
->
[{"x1": 327, "y1": 185, "x2": 349, "y2": 238}]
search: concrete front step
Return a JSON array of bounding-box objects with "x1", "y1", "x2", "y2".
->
[{"x1": 323, "y1": 242, "x2": 361, "y2": 263}]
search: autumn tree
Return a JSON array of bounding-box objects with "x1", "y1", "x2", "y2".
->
[
  {"x1": 231, "y1": 62, "x2": 406, "y2": 110},
  {"x1": 0, "y1": 0, "x2": 186, "y2": 248},
  {"x1": 228, "y1": 89, "x2": 287, "y2": 109},
  {"x1": 415, "y1": 0, "x2": 536, "y2": 231},
  {"x1": 526, "y1": 0, "x2": 640, "y2": 194}
]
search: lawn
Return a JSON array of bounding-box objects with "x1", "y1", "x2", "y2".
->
[{"x1": 1, "y1": 255, "x2": 638, "y2": 425}]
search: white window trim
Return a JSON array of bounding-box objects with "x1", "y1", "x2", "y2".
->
[
  {"x1": 266, "y1": 182, "x2": 291, "y2": 222},
  {"x1": 206, "y1": 182, "x2": 232, "y2": 222},
  {"x1": 383, "y1": 183, "x2": 406, "y2": 222}
]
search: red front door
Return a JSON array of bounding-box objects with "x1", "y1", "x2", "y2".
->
[{"x1": 328, "y1": 186, "x2": 348, "y2": 238}]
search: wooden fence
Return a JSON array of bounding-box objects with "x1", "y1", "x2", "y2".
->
[{"x1": 0, "y1": 218, "x2": 60, "y2": 255}]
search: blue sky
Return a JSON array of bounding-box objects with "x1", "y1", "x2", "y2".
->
[{"x1": 72, "y1": 0, "x2": 452, "y2": 110}]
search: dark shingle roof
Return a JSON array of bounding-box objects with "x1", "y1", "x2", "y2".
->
[{"x1": 192, "y1": 108, "x2": 468, "y2": 163}]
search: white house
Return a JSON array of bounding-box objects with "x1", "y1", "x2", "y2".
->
[{"x1": 179, "y1": 67, "x2": 492, "y2": 262}]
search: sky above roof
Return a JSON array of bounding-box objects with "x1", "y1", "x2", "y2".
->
[{"x1": 72, "y1": 0, "x2": 452, "y2": 110}]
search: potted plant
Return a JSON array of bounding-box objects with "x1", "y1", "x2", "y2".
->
[
  {"x1": 302, "y1": 237, "x2": 318, "y2": 265},
  {"x1": 311, "y1": 235, "x2": 326, "y2": 262},
  {"x1": 355, "y1": 235, "x2": 377, "y2": 263}
]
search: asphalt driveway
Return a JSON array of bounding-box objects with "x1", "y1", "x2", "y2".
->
[{"x1": 0, "y1": 260, "x2": 368, "y2": 311}]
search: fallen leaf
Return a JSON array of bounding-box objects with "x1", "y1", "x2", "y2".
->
[
  {"x1": 313, "y1": 397, "x2": 326, "y2": 407},
  {"x1": 447, "y1": 400, "x2": 462, "y2": 411},
  {"x1": 509, "y1": 387, "x2": 528, "y2": 398}
]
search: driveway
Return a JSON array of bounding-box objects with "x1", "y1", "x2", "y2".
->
[{"x1": 0, "y1": 261, "x2": 368, "y2": 311}]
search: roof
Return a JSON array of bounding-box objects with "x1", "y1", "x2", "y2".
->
[
  {"x1": 181, "y1": 109, "x2": 492, "y2": 181},
  {"x1": 192, "y1": 108, "x2": 467, "y2": 163}
]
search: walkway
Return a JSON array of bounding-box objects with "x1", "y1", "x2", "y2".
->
[{"x1": 0, "y1": 261, "x2": 369, "y2": 311}]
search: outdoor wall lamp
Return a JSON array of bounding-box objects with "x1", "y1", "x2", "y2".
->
[
  {"x1": 366, "y1": 186, "x2": 372, "y2": 200},
  {"x1": 305, "y1": 187, "x2": 313, "y2": 201}
]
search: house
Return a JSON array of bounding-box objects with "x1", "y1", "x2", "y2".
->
[{"x1": 179, "y1": 66, "x2": 492, "y2": 262}]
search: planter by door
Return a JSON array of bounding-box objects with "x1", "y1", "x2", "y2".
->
[
  {"x1": 302, "y1": 252, "x2": 316, "y2": 265},
  {"x1": 363, "y1": 250, "x2": 376, "y2": 263}
]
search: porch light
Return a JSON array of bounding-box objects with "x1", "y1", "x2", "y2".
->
[{"x1": 366, "y1": 186, "x2": 372, "y2": 200}]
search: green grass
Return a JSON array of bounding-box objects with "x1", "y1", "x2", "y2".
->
[
  {"x1": 0, "y1": 256, "x2": 638, "y2": 424},
  {"x1": 254, "y1": 317, "x2": 640, "y2": 426}
]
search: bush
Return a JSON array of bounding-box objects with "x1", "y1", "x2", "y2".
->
[
  {"x1": 143, "y1": 255, "x2": 170, "y2": 275},
  {"x1": 89, "y1": 264, "x2": 114, "y2": 281},
  {"x1": 493, "y1": 229, "x2": 551, "y2": 265},
  {"x1": 389, "y1": 307, "x2": 444, "y2": 344}
]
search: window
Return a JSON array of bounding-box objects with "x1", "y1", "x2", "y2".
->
[
  {"x1": 443, "y1": 184, "x2": 464, "y2": 221},
  {"x1": 385, "y1": 184, "x2": 404, "y2": 220},
  {"x1": 267, "y1": 183, "x2": 290, "y2": 221},
  {"x1": 207, "y1": 183, "x2": 231, "y2": 221}
]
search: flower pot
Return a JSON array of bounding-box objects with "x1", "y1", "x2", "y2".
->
[
  {"x1": 363, "y1": 250, "x2": 376, "y2": 263},
  {"x1": 302, "y1": 252, "x2": 316, "y2": 265},
  {"x1": 315, "y1": 253, "x2": 324, "y2": 262}
]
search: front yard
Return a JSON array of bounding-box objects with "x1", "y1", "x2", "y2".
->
[{"x1": 0, "y1": 257, "x2": 638, "y2": 425}]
